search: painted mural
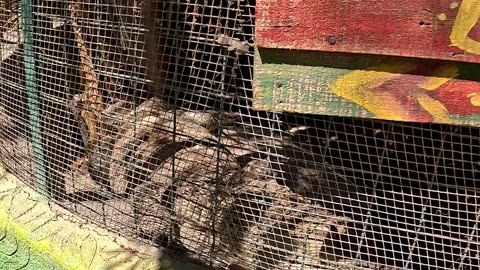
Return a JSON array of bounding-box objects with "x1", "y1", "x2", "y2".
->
[
  {"x1": 254, "y1": 0, "x2": 480, "y2": 126},
  {"x1": 329, "y1": 63, "x2": 480, "y2": 124},
  {"x1": 450, "y1": 0, "x2": 480, "y2": 55},
  {"x1": 330, "y1": 0, "x2": 480, "y2": 124},
  {"x1": 256, "y1": 0, "x2": 480, "y2": 63}
]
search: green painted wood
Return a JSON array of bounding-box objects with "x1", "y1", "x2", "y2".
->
[{"x1": 253, "y1": 48, "x2": 480, "y2": 126}]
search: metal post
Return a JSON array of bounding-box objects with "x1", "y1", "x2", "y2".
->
[{"x1": 22, "y1": 0, "x2": 47, "y2": 196}]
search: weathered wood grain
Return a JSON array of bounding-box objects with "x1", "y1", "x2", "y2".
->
[
  {"x1": 256, "y1": 0, "x2": 480, "y2": 63},
  {"x1": 253, "y1": 48, "x2": 480, "y2": 126}
]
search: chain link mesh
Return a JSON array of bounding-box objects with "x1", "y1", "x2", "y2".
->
[{"x1": 0, "y1": 0, "x2": 479, "y2": 269}]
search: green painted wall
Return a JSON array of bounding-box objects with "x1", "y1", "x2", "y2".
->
[
  {"x1": 0, "y1": 226, "x2": 65, "y2": 270},
  {"x1": 0, "y1": 166, "x2": 207, "y2": 270}
]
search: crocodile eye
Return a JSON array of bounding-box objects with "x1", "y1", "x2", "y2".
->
[{"x1": 468, "y1": 93, "x2": 480, "y2": 107}]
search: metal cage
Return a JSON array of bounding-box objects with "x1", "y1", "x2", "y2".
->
[{"x1": 0, "y1": 1, "x2": 479, "y2": 269}]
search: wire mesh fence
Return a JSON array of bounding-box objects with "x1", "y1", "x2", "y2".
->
[{"x1": 0, "y1": 0, "x2": 479, "y2": 269}]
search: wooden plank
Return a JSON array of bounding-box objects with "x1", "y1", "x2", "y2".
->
[
  {"x1": 253, "y1": 48, "x2": 480, "y2": 127},
  {"x1": 256, "y1": 0, "x2": 480, "y2": 63}
]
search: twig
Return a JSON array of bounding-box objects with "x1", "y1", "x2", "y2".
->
[{"x1": 69, "y1": 2, "x2": 104, "y2": 148}]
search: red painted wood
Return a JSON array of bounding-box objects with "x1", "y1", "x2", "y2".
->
[{"x1": 256, "y1": 0, "x2": 480, "y2": 63}]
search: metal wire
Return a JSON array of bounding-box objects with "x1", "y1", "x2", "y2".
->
[{"x1": 0, "y1": 0, "x2": 480, "y2": 269}]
